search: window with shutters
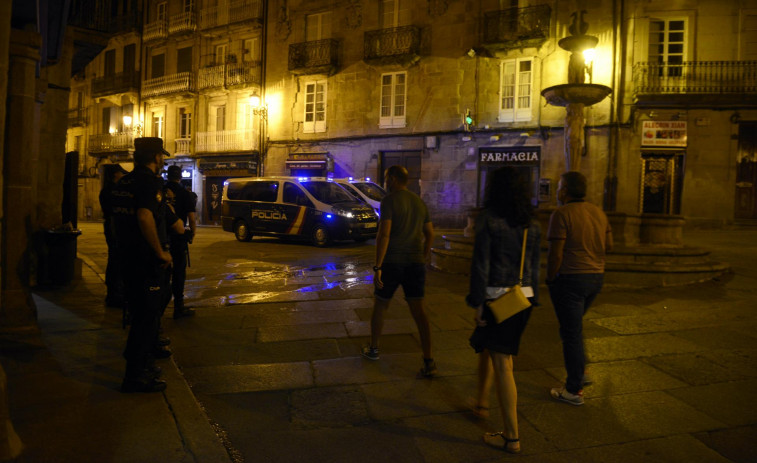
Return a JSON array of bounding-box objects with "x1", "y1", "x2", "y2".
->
[
  {"x1": 305, "y1": 12, "x2": 332, "y2": 41},
  {"x1": 215, "y1": 44, "x2": 227, "y2": 65},
  {"x1": 151, "y1": 53, "x2": 165, "y2": 79},
  {"x1": 177, "y1": 47, "x2": 192, "y2": 73},
  {"x1": 242, "y1": 38, "x2": 260, "y2": 62},
  {"x1": 152, "y1": 113, "x2": 164, "y2": 138},
  {"x1": 499, "y1": 58, "x2": 533, "y2": 122},
  {"x1": 179, "y1": 108, "x2": 192, "y2": 138},
  {"x1": 104, "y1": 49, "x2": 116, "y2": 77},
  {"x1": 379, "y1": 72, "x2": 406, "y2": 129},
  {"x1": 123, "y1": 44, "x2": 135, "y2": 74},
  {"x1": 303, "y1": 80, "x2": 327, "y2": 133}
]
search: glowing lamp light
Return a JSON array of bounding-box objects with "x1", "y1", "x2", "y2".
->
[
  {"x1": 583, "y1": 48, "x2": 596, "y2": 65},
  {"x1": 109, "y1": 127, "x2": 116, "y2": 134},
  {"x1": 365, "y1": 177, "x2": 371, "y2": 182},
  {"x1": 249, "y1": 95, "x2": 261, "y2": 108},
  {"x1": 181, "y1": 170, "x2": 191, "y2": 178},
  {"x1": 326, "y1": 214, "x2": 333, "y2": 219},
  {"x1": 122, "y1": 115, "x2": 132, "y2": 127}
]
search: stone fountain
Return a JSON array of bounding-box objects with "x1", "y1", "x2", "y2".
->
[{"x1": 541, "y1": 11, "x2": 612, "y2": 170}]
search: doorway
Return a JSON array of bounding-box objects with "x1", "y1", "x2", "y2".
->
[
  {"x1": 640, "y1": 152, "x2": 684, "y2": 214},
  {"x1": 736, "y1": 122, "x2": 757, "y2": 219},
  {"x1": 379, "y1": 151, "x2": 421, "y2": 195}
]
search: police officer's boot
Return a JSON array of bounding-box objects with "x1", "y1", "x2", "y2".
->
[
  {"x1": 173, "y1": 298, "x2": 195, "y2": 319},
  {"x1": 121, "y1": 361, "x2": 166, "y2": 393}
]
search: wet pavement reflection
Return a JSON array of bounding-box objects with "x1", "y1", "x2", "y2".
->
[{"x1": 185, "y1": 260, "x2": 374, "y2": 307}]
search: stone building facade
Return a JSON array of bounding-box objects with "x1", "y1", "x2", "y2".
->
[{"x1": 66, "y1": 0, "x2": 757, "y2": 228}]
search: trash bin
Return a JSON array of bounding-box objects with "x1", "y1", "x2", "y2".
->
[{"x1": 45, "y1": 229, "x2": 82, "y2": 285}]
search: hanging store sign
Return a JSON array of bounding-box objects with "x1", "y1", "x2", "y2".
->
[
  {"x1": 479, "y1": 146, "x2": 541, "y2": 165},
  {"x1": 641, "y1": 121, "x2": 687, "y2": 147}
]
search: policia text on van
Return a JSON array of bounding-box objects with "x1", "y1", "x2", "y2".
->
[{"x1": 221, "y1": 177, "x2": 379, "y2": 246}]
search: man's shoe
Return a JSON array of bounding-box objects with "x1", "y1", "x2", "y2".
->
[
  {"x1": 158, "y1": 336, "x2": 171, "y2": 346},
  {"x1": 550, "y1": 387, "x2": 584, "y2": 406},
  {"x1": 361, "y1": 346, "x2": 379, "y2": 360},
  {"x1": 420, "y1": 358, "x2": 438, "y2": 378},
  {"x1": 146, "y1": 364, "x2": 162, "y2": 378},
  {"x1": 121, "y1": 377, "x2": 166, "y2": 393},
  {"x1": 173, "y1": 307, "x2": 195, "y2": 319},
  {"x1": 151, "y1": 347, "x2": 172, "y2": 359}
]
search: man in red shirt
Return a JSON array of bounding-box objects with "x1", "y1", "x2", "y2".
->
[{"x1": 546, "y1": 171, "x2": 613, "y2": 405}]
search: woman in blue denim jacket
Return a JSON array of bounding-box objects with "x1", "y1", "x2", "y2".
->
[{"x1": 465, "y1": 167, "x2": 541, "y2": 454}]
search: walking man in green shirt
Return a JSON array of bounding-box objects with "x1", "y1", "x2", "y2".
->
[{"x1": 362, "y1": 165, "x2": 437, "y2": 377}]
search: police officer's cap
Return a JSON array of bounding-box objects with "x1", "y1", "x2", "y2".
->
[{"x1": 134, "y1": 137, "x2": 170, "y2": 156}]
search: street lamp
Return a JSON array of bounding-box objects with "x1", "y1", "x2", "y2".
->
[{"x1": 249, "y1": 94, "x2": 268, "y2": 176}]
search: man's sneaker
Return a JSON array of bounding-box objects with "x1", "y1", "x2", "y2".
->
[
  {"x1": 550, "y1": 387, "x2": 584, "y2": 406},
  {"x1": 420, "y1": 358, "x2": 438, "y2": 378},
  {"x1": 361, "y1": 346, "x2": 379, "y2": 360}
]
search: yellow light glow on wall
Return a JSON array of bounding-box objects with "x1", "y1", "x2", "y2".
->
[{"x1": 583, "y1": 48, "x2": 596, "y2": 65}]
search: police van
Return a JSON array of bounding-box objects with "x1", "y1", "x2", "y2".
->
[
  {"x1": 221, "y1": 177, "x2": 378, "y2": 246},
  {"x1": 332, "y1": 178, "x2": 386, "y2": 217}
]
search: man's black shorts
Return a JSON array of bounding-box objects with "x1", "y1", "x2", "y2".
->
[{"x1": 374, "y1": 262, "x2": 426, "y2": 300}]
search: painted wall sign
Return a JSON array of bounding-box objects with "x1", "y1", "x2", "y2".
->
[
  {"x1": 479, "y1": 146, "x2": 541, "y2": 165},
  {"x1": 641, "y1": 121, "x2": 687, "y2": 147}
]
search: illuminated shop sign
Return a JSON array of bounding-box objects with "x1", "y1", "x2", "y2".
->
[
  {"x1": 641, "y1": 121, "x2": 687, "y2": 147},
  {"x1": 479, "y1": 146, "x2": 541, "y2": 165}
]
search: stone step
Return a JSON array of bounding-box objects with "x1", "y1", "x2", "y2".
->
[{"x1": 431, "y1": 237, "x2": 732, "y2": 288}]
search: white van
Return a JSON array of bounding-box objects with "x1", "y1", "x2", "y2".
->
[
  {"x1": 332, "y1": 178, "x2": 387, "y2": 217},
  {"x1": 221, "y1": 177, "x2": 378, "y2": 246}
]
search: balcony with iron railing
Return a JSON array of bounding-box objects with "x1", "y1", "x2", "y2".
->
[
  {"x1": 169, "y1": 11, "x2": 197, "y2": 35},
  {"x1": 88, "y1": 132, "x2": 134, "y2": 154},
  {"x1": 142, "y1": 72, "x2": 196, "y2": 98},
  {"x1": 175, "y1": 138, "x2": 193, "y2": 156},
  {"x1": 289, "y1": 39, "x2": 340, "y2": 75},
  {"x1": 144, "y1": 19, "x2": 168, "y2": 41},
  {"x1": 91, "y1": 71, "x2": 140, "y2": 97},
  {"x1": 195, "y1": 129, "x2": 259, "y2": 153},
  {"x1": 199, "y1": 61, "x2": 262, "y2": 89},
  {"x1": 633, "y1": 61, "x2": 757, "y2": 106},
  {"x1": 68, "y1": 108, "x2": 88, "y2": 127},
  {"x1": 364, "y1": 26, "x2": 421, "y2": 62},
  {"x1": 481, "y1": 4, "x2": 551, "y2": 50},
  {"x1": 199, "y1": 0, "x2": 263, "y2": 29}
]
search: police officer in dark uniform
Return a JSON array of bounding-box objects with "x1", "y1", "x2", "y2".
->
[
  {"x1": 164, "y1": 165, "x2": 197, "y2": 318},
  {"x1": 111, "y1": 137, "x2": 180, "y2": 393},
  {"x1": 99, "y1": 163, "x2": 128, "y2": 308}
]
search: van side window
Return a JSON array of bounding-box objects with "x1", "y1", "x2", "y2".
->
[
  {"x1": 226, "y1": 182, "x2": 244, "y2": 200},
  {"x1": 283, "y1": 182, "x2": 312, "y2": 207},
  {"x1": 241, "y1": 181, "x2": 278, "y2": 202}
]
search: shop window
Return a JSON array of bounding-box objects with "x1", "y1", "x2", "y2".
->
[
  {"x1": 380, "y1": 72, "x2": 406, "y2": 129},
  {"x1": 304, "y1": 80, "x2": 327, "y2": 133}
]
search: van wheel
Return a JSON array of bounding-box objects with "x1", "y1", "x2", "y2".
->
[
  {"x1": 311, "y1": 224, "x2": 330, "y2": 247},
  {"x1": 234, "y1": 221, "x2": 252, "y2": 242}
]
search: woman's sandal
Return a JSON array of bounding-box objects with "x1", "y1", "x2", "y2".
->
[{"x1": 483, "y1": 432, "x2": 521, "y2": 454}]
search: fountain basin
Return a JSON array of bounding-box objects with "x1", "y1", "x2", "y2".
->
[{"x1": 541, "y1": 83, "x2": 612, "y2": 107}]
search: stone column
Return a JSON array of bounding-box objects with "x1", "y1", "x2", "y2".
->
[
  {"x1": 564, "y1": 102, "x2": 585, "y2": 171},
  {"x1": 2, "y1": 28, "x2": 42, "y2": 326}
]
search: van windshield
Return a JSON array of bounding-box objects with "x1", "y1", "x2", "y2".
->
[
  {"x1": 301, "y1": 181, "x2": 355, "y2": 204},
  {"x1": 353, "y1": 182, "x2": 386, "y2": 201}
]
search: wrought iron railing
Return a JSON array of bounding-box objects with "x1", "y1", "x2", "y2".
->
[
  {"x1": 175, "y1": 138, "x2": 193, "y2": 156},
  {"x1": 196, "y1": 129, "x2": 258, "y2": 153},
  {"x1": 144, "y1": 20, "x2": 168, "y2": 41},
  {"x1": 199, "y1": 0, "x2": 262, "y2": 29},
  {"x1": 199, "y1": 62, "x2": 262, "y2": 89},
  {"x1": 88, "y1": 132, "x2": 134, "y2": 153},
  {"x1": 634, "y1": 61, "x2": 757, "y2": 94},
  {"x1": 482, "y1": 4, "x2": 551, "y2": 45},
  {"x1": 169, "y1": 11, "x2": 196, "y2": 34},
  {"x1": 289, "y1": 39, "x2": 340, "y2": 72},
  {"x1": 68, "y1": 108, "x2": 88, "y2": 127},
  {"x1": 364, "y1": 26, "x2": 420, "y2": 60},
  {"x1": 91, "y1": 71, "x2": 140, "y2": 97},
  {"x1": 142, "y1": 72, "x2": 195, "y2": 98}
]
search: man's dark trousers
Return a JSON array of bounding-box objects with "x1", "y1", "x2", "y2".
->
[
  {"x1": 169, "y1": 237, "x2": 187, "y2": 307},
  {"x1": 548, "y1": 273, "x2": 604, "y2": 394},
  {"x1": 122, "y1": 258, "x2": 169, "y2": 378}
]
